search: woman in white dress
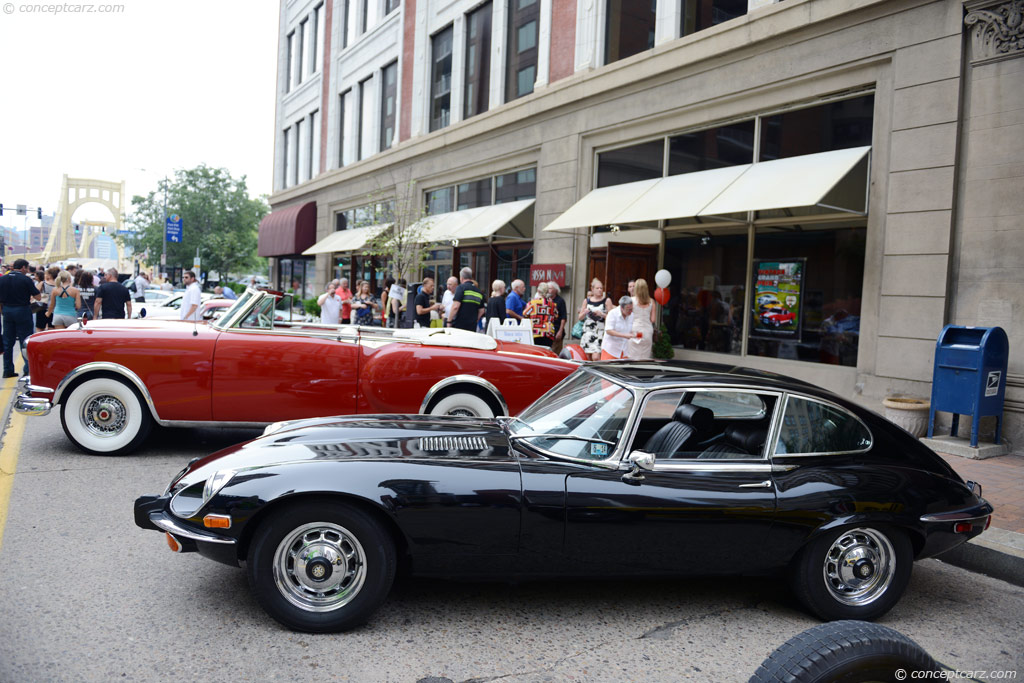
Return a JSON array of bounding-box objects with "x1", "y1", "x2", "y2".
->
[{"x1": 626, "y1": 278, "x2": 657, "y2": 360}]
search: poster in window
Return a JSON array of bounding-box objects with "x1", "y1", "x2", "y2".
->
[{"x1": 750, "y1": 258, "x2": 805, "y2": 341}]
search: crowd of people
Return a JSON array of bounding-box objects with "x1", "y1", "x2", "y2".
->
[
  {"x1": 313, "y1": 267, "x2": 658, "y2": 360},
  {"x1": 0, "y1": 260, "x2": 206, "y2": 377}
]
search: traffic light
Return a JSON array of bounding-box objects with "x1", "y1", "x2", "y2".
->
[
  {"x1": 75, "y1": 225, "x2": 80, "y2": 234},
  {"x1": 37, "y1": 207, "x2": 42, "y2": 220}
]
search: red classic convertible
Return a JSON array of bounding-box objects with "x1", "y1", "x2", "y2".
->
[{"x1": 16, "y1": 289, "x2": 575, "y2": 456}]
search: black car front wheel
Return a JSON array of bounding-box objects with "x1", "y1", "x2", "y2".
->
[
  {"x1": 792, "y1": 525, "x2": 912, "y2": 622},
  {"x1": 247, "y1": 501, "x2": 396, "y2": 633}
]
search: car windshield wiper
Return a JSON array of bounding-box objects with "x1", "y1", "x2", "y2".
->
[
  {"x1": 499, "y1": 415, "x2": 531, "y2": 430},
  {"x1": 508, "y1": 432, "x2": 615, "y2": 446}
]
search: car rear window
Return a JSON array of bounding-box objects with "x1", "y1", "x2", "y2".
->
[{"x1": 774, "y1": 397, "x2": 871, "y2": 455}]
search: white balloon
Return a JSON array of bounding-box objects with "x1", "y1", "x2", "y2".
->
[{"x1": 655, "y1": 269, "x2": 672, "y2": 289}]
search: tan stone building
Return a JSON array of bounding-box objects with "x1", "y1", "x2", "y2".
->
[{"x1": 262, "y1": 0, "x2": 1024, "y2": 447}]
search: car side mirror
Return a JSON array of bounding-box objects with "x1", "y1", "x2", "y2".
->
[{"x1": 621, "y1": 450, "x2": 655, "y2": 485}]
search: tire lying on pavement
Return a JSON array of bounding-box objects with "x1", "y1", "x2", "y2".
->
[{"x1": 748, "y1": 620, "x2": 939, "y2": 683}]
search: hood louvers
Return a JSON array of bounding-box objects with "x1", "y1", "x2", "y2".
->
[{"x1": 419, "y1": 436, "x2": 488, "y2": 452}]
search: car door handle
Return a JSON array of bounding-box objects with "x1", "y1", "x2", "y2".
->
[{"x1": 738, "y1": 480, "x2": 773, "y2": 489}]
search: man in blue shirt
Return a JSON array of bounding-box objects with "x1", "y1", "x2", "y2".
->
[
  {"x1": 0, "y1": 259, "x2": 42, "y2": 377},
  {"x1": 505, "y1": 279, "x2": 526, "y2": 321}
]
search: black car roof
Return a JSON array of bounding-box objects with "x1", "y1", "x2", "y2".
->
[{"x1": 583, "y1": 360, "x2": 831, "y2": 397}]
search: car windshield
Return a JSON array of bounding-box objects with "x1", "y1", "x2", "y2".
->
[
  {"x1": 211, "y1": 289, "x2": 263, "y2": 331},
  {"x1": 510, "y1": 370, "x2": 634, "y2": 461}
]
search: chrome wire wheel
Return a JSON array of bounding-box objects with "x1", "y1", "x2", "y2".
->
[
  {"x1": 81, "y1": 393, "x2": 129, "y2": 437},
  {"x1": 822, "y1": 527, "x2": 896, "y2": 607},
  {"x1": 272, "y1": 522, "x2": 367, "y2": 613}
]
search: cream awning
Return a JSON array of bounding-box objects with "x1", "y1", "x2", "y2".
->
[
  {"x1": 613, "y1": 165, "x2": 750, "y2": 224},
  {"x1": 542, "y1": 179, "x2": 659, "y2": 232},
  {"x1": 543, "y1": 146, "x2": 871, "y2": 231},
  {"x1": 414, "y1": 199, "x2": 535, "y2": 243},
  {"x1": 698, "y1": 146, "x2": 871, "y2": 216},
  {"x1": 301, "y1": 224, "x2": 390, "y2": 255}
]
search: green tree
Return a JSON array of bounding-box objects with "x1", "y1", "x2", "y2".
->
[
  {"x1": 127, "y1": 165, "x2": 268, "y2": 278},
  {"x1": 362, "y1": 173, "x2": 432, "y2": 281}
]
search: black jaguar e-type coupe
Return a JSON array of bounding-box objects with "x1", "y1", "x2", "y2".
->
[{"x1": 134, "y1": 361, "x2": 992, "y2": 633}]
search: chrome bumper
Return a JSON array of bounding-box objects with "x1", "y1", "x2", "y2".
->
[{"x1": 14, "y1": 376, "x2": 53, "y2": 417}]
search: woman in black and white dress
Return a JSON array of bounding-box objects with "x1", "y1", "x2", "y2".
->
[{"x1": 578, "y1": 278, "x2": 611, "y2": 361}]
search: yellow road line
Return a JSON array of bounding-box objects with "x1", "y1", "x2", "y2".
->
[{"x1": 0, "y1": 376, "x2": 27, "y2": 554}]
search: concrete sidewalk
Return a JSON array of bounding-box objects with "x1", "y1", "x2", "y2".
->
[{"x1": 933, "y1": 448, "x2": 1024, "y2": 587}]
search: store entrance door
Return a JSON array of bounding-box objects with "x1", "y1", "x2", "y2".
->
[{"x1": 605, "y1": 242, "x2": 658, "y2": 302}]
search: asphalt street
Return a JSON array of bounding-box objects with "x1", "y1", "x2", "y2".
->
[{"x1": 0, "y1": 407, "x2": 1022, "y2": 683}]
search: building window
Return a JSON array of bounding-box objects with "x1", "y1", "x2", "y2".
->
[
  {"x1": 459, "y1": 247, "x2": 492, "y2": 292},
  {"x1": 680, "y1": 0, "x2": 746, "y2": 38},
  {"x1": 760, "y1": 94, "x2": 875, "y2": 161},
  {"x1": 747, "y1": 225, "x2": 866, "y2": 367},
  {"x1": 310, "y1": 110, "x2": 321, "y2": 178},
  {"x1": 362, "y1": 0, "x2": 379, "y2": 33},
  {"x1": 292, "y1": 121, "x2": 302, "y2": 186},
  {"x1": 283, "y1": 127, "x2": 293, "y2": 188},
  {"x1": 385, "y1": 0, "x2": 400, "y2": 14},
  {"x1": 457, "y1": 178, "x2": 491, "y2": 209},
  {"x1": 597, "y1": 140, "x2": 664, "y2": 188},
  {"x1": 314, "y1": 4, "x2": 325, "y2": 72},
  {"x1": 380, "y1": 61, "x2": 398, "y2": 151},
  {"x1": 495, "y1": 244, "x2": 533, "y2": 287},
  {"x1": 339, "y1": 90, "x2": 352, "y2": 166},
  {"x1": 286, "y1": 32, "x2": 295, "y2": 92},
  {"x1": 358, "y1": 76, "x2": 375, "y2": 160},
  {"x1": 605, "y1": 0, "x2": 655, "y2": 65},
  {"x1": 344, "y1": 0, "x2": 357, "y2": 47},
  {"x1": 668, "y1": 120, "x2": 755, "y2": 175},
  {"x1": 495, "y1": 168, "x2": 536, "y2": 203},
  {"x1": 506, "y1": 0, "x2": 538, "y2": 102},
  {"x1": 663, "y1": 230, "x2": 747, "y2": 355},
  {"x1": 297, "y1": 118, "x2": 309, "y2": 183},
  {"x1": 426, "y1": 187, "x2": 454, "y2": 215},
  {"x1": 464, "y1": 2, "x2": 492, "y2": 119},
  {"x1": 430, "y1": 26, "x2": 454, "y2": 132},
  {"x1": 297, "y1": 19, "x2": 308, "y2": 84}
]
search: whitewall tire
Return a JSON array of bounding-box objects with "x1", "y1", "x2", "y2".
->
[
  {"x1": 60, "y1": 377, "x2": 152, "y2": 456},
  {"x1": 428, "y1": 392, "x2": 495, "y2": 418}
]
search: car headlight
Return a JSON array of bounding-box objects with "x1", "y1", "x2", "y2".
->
[{"x1": 202, "y1": 469, "x2": 237, "y2": 505}]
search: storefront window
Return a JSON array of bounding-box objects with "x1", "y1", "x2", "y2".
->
[
  {"x1": 760, "y1": 94, "x2": 874, "y2": 161},
  {"x1": 668, "y1": 120, "x2": 755, "y2": 175},
  {"x1": 597, "y1": 140, "x2": 664, "y2": 188},
  {"x1": 278, "y1": 258, "x2": 316, "y2": 301},
  {"x1": 426, "y1": 187, "x2": 454, "y2": 215},
  {"x1": 662, "y1": 231, "x2": 747, "y2": 355},
  {"x1": 459, "y1": 247, "x2": 491, "y2": 289},
  {"x1": 495, "y1": 245, "x2": 533, "y2": 287},
  {"x1": 747, "y1": 224, "x2": 866, "y2": 367}
]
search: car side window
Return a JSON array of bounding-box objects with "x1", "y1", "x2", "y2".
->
[
  {"x1": 774, "y1": 397, "x2": 871, "y2": 455},
  {"x1": 633, "y1": 389, "x2": 776, "y2": 461}
]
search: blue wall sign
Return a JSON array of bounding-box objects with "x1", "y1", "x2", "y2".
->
[{"x1": 165, "y1": 214, "x2": 182, "y2": 243}]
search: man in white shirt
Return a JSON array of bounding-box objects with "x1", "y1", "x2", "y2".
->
[
  {"x1": 440, "y1": 276, "x2": 458, "y2": 321},
  {"x1": 317, "y1": 279, "x2": 343, "y2": 324},
  {"x1": 180, "y1": 270, "x2": 203, "y2": 321},
  {"x1": 600, "y1": 296, "x2": 636, "y2": 360}
]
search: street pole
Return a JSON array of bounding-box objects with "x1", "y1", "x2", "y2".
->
[{"x1": 161, "y1": 176, "x2": 167, "y2": 275}]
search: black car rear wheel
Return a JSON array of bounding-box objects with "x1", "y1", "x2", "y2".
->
[
  {"x1": 247, "y1": 501, "x2": 396, "y2": 633},
  {"x1": 792, "y1": 525, "x2": 912, "y2": 622}
]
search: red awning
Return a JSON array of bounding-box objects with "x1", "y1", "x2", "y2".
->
[{"x1": 258, "y1": 201, "x2": 317, "y2": 257}]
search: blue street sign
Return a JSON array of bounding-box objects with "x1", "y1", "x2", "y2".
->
[{"x1": 165, "y1": 213, "x2": 182, "y2": 243}]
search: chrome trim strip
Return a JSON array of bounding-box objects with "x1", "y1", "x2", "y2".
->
[
  {"x1": 920, "y1": 512, "x2": 989, "y2": 523},
  {"x1": 24, "y1": 384, "x2": 54, "y2": 395},
  {"x1": 652, "y1": 462, "x2": 797, "y2": 473},
  {"x1": 150, "y1": 513, "x2": 235, "y2": 544},
  {"x1": 51, "y1": 362, "x2": 162, "y2": 423},
  {"x1": 419, "y1": 375, "x2": 509, "y2": 416},
  {"x1": 160, "y1": 420, "x2": 269, "y2": 429}
]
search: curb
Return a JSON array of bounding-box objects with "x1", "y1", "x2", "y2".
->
[
  {"x1": 0, "y1": 376, "x2": 20, "y2": 447},
  {"x1": 936, "y1": 528, "x2": 1024, "y2": 588}
]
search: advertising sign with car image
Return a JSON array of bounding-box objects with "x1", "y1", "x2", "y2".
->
[{"x1": 751, "y1": 258, "x2": 805, "y2": 341}]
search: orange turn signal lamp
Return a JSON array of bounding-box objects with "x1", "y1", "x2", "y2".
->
[
  {"x1": 165, "y1": 533, "x2": 182, "y2": 553},
  {"x1": 203, "y1": 514, "x2": 232, "y2": 529}
]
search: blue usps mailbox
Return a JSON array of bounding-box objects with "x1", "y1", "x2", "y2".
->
[{"x1": 927, "y1": 325, "x2": 1008, "y2": 447}]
